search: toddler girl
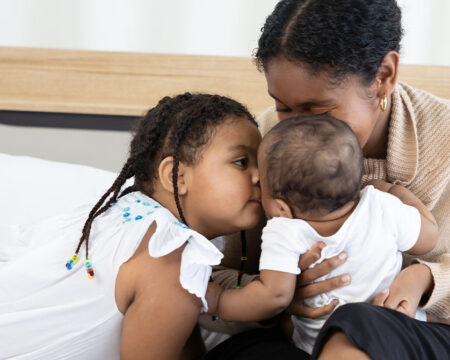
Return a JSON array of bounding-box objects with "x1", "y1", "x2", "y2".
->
[
  {"x1": 0, "y1": 93, "x2": 262, "y2": 359},
  {"x1": 215, "y1": 114, "x2": 438, "y2": 354}
]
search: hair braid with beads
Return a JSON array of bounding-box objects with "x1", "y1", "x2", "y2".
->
[{"x1": 68, "y1": 93, "x2": 256, "y2": 270}]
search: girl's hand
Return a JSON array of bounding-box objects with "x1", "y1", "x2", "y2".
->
[
  {"x1": 286, "y1": 242, "x2": 351, "y2": 318},
  {"x1": 372, "y1": 263, "x2": 434, "y2": 318}
]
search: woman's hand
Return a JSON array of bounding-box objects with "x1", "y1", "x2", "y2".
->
[
  {"x1": 286, "y1": 242, "x2": 351, "y2": 318},
  {"x1": 372, "y1": 263, "x2": 433, "y2": 318}
]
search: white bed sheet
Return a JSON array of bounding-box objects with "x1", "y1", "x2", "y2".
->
[{"x1": 0, "y1": 153, "x2": 118, "y2": 226}]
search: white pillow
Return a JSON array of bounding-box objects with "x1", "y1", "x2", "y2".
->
[{"x1": 0, "y1": 153, "x2": 120, "y2": 226}]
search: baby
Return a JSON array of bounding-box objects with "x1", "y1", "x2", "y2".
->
[{"x1": 214, "y1": 114, "x2": 438, "y2": 354}]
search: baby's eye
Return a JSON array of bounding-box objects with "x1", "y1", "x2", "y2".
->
[{"x1": 234, "y1": 158, "x2": 248, "y2": 168}]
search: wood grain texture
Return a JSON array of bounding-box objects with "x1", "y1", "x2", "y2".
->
[{"x1": 0, "y1": 46, "x2": 449, "y2": 117}]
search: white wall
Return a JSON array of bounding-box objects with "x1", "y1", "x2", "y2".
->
[
  {"x1": 0, "y1": 0, "x2": 449, "y2": 172},
  {"x1": 0, "y1": 0, "x2": 449, "y2": 65}
]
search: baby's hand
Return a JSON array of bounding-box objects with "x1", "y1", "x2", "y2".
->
[
  {"x1": 204, "y1": 282, "x2": 224, "y2": 316},
  {"x1": 372, "y1": 264, "x2": 432, "y2": 318}
]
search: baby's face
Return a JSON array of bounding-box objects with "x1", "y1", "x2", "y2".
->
[{"x1": 257, "y1": 141, "x2": 280, "y2": 219}]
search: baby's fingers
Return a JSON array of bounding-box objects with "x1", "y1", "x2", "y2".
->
[
  {"x1": 298, "y1": 242, "x2": 325, "y2": 271},
  {"x1": 372, "y1": 289, "x2": 389, "y2": 306}
]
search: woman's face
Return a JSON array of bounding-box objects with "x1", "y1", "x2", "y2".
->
[{"x1": 264, "y1": 57, "x2": 381, "y2": 153}]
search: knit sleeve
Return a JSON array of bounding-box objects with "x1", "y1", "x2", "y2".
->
[
  {"x1": 416, "y1": 254, "x2": 450, "y2": 318},
  {"x1": 256, "y1": 106, "x2": 279, "y2": 137}
]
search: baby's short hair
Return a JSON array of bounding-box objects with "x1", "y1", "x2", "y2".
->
[{"x1": 263, "y1": 114, "x2": 363, "y2": 216}]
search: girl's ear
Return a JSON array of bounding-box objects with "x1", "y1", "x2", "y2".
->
[
  {"x1": 274, "y1": 199, "x2": 294, "y2": 219},
  {"x1": 158, "y1": 156, "x2": 188, "y2": 195}
]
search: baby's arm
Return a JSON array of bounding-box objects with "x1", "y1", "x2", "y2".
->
[
  {"x1": 216, "y1": 269, "x2": 297, "y2": 322},
  {"x1": 367, "y1": 179, "x2": 438, "y2": 254}
]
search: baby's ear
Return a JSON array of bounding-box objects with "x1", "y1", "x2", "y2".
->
[
  {"x1": 274, "y1": 199, "x2": 293, "y2": 219},
  {"x1": 158, "y1": 156, "x2": 188, "y2": 195}
]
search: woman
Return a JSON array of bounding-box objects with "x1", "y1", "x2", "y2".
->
[{"x1": 205, "y1": 1, "x2": 449, "y2": 359}]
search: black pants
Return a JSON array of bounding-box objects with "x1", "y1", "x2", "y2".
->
[
  {"x1": 312, "y1": 303, "x2": 450, "y2": 360},
  {"x1": 203, "y1": 328, "x2": 310, "y2": 360},
  {"x1": 205, "y1": 304, "x2": 450, "y2": 360}
]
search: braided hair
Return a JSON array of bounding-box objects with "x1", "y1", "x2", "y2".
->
[{"x1": 71, "y1": 93, "x2": 256, "y2": 263}]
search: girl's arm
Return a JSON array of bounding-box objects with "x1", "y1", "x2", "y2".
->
[
  {"x1": 366, "y1": 179, "x2": 439, "y2": 254},
  {"x1": 120, "y1": 246, "x2": 203, "y2": 360},
  {"x1": 217, "y1": 269, "x2": 297, "y2": 322}
]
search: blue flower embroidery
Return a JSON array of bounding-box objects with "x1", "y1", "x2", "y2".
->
[{"x1": 117, "y1": 194, "x2": 161, "y2": 225}]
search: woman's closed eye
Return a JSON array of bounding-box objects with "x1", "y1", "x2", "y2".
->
[
  {"x1": 275, "y1": 101, "x2": 292, "y2": 113},
  {"x1": 310, "y1": 106, "x2": 334, "y2": 115}
]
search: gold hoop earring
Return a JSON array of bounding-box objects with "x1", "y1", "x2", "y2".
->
[{"x1": 379, "y1": 95, "x2": 388, "y2": 111}]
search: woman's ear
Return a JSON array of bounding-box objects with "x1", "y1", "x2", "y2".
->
[
  {"x1": 376, "y1": 50, "x2": 400, "y2": 98},
  {"x1": 158, "y1": 156, "x2": 188, "y2": 195},
  {"x1": 274, "y1": 199, "x2": 294, "y2": 219}
]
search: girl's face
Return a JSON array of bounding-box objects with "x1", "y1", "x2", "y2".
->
[
  {"x1": 183, "y1": 117, "x2": 262, "y2": 239},
  {"x1": 265, "y1": 57, "x2": 382, "y2": 155}
]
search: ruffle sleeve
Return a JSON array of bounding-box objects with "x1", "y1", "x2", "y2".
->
[{"x1": 148, "y1": 209, "x2": 223, "y2": 312}]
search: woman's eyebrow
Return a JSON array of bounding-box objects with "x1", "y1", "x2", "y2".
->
[{"x1": 268, "y1": 91, "x2": 333, "y2": 106}]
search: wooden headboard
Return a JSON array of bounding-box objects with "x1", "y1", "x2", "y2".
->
[{"x1": 0, "y1": 46, "x2": 449, "y2": 117}]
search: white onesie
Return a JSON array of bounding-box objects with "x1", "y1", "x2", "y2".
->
[
  {"x1": 0, "y1": 192, "x2": 223, "y2": 359},
  {"x1": 259, "y1": 185, "x2": 424, "y2": 354}
]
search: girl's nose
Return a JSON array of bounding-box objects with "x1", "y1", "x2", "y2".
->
[{"x1": 251, "y1": 167, "x2": 260, "y2": 185}]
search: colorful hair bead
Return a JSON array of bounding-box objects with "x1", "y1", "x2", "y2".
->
[
  {"x1": 84, "y1": 259, "x2": 95, "y2": 279},
  {"x1": 65, "y1": 255, "x2": 79, "y2": 270}
]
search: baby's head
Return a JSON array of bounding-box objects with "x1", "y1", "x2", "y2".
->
[{"x1": 258, "y1": 114, "x2": 363, "y2": 219}]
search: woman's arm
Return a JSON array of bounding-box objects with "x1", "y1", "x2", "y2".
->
[{"x1": 217, "y1": 270, "x2": 296, "y2": 322}]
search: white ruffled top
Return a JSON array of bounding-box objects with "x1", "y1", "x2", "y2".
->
[
  {"x1": 142, "y1": 195, "x2": 224, "y2": 311},
  {"x1": 0, "y1": 191, "x2": 223, "y2": 359}
]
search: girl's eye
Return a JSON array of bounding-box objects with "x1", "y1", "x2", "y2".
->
[{"x1": 234, "y1": 158, "x2": 248, "y2": 168}]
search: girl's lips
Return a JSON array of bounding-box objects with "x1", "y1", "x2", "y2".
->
[{"x1": 249, "y1": 199, "x2": 261, "y2": 205}]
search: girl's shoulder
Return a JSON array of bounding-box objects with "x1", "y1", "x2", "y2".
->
[{"x1": 116, "y1": 192, "x2": 224, "y2": 313}]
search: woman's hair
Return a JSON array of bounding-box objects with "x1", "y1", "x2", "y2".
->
[
  {"x1": 74, "y1": 93, "x2": 256, "y2": 260},
  {"x1": 255, "y1": 0, "x2": 403, "y2": 85},
  {"x1": 263, "y1": 114, "x2": 363, "y2": 216}
]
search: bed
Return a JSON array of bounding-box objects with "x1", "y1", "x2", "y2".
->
[{"x1": 1, "y1": 45, "x2": 449, "y2": 223}]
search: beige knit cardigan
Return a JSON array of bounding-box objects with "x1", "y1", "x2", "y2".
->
[{"x1": 256, "y1": 82, "x2": 450, "y2": 318}]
